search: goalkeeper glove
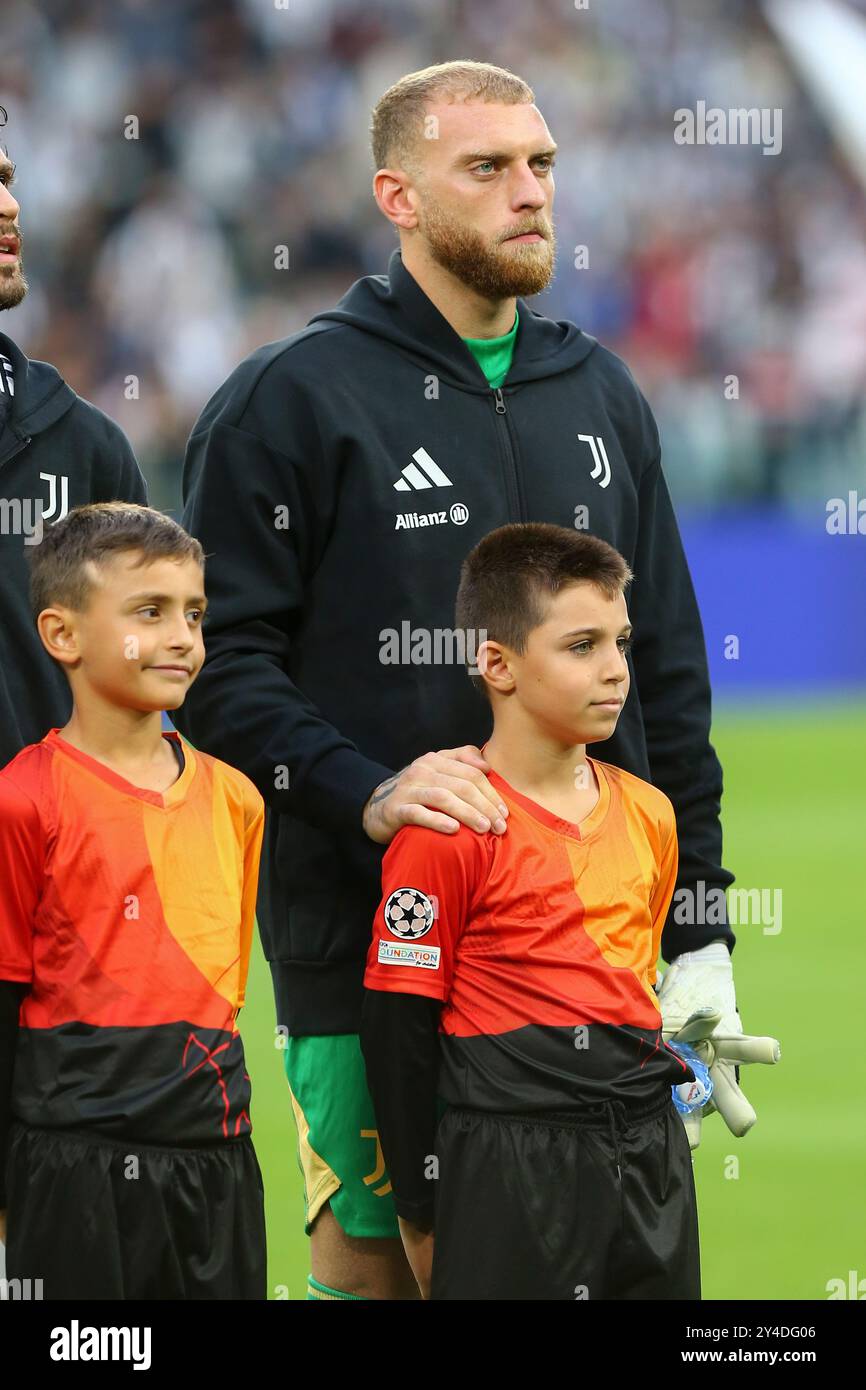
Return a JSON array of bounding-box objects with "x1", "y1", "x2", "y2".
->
[{"x1": 657, "y1": 940, "x2": 781, "y2": 1151}]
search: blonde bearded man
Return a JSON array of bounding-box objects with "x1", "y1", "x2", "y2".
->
[{"x1": 175, "y1": 62, "x2": 741, "y2": 1302}]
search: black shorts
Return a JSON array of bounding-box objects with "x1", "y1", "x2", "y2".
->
[
  {"x1": 4, "y1": 1121, "x2": 267, "y2": 1300},
  {"x1": 430, "y1": 1090, "x2": 700, "y2": 1300}
]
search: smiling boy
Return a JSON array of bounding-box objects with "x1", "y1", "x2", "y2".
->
[
  {"x1": 0, "y1": 502, "x2": 267, "y2": 1299},
  {"x1": 361, "y1": 523, "x2": 703, "y2": 1300}
]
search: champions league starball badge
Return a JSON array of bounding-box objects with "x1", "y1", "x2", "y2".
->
[{"x1": 383, "y1": 886, "x2": 435, "y2": 939}]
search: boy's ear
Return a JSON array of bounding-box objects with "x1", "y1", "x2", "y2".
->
[
  {"x1": 476, "y1": 639, "x2": 514, "y2": 695},
  {"x1": 35, "y1": 607, "x2": 80, "y2": 667}
]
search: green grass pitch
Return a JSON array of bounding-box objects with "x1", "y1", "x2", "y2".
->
[{"x1": 239, "y1": 698, "x2": 866, "y2": 1300}]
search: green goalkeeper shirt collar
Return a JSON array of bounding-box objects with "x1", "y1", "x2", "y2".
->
[{"x1": 461, "y1": 308, "x2": 519, "y2": 389}]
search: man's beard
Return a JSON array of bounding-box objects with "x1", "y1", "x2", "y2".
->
[
  {"x1": 418, "y1": 196, "x2": 556, "y2": 300},
  {"x1": 0, "y1": 223, "x2": 28, "y2": 310},
  {"x1": 0, "y1": 255, "x2": 27, "y2": 309},
  {"x1": 0, "y1": 263, "x2": 28, "y2": 311}
]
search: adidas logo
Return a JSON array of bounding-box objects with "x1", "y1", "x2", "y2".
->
[{"x1": 393, "y1": 447, "x2": 453, "y2": 492}]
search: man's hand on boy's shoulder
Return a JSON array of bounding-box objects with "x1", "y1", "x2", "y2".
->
[
  {"x1": 362, "y1": 746, "x2": 509, "y2": 846},
  {"x1": 398, "y1": 1215, "x2": 434, "y2": 1299}
]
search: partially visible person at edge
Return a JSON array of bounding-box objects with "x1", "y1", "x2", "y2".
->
[{"x1": 0, "y1": 104, "x2": 149, "y2": 1248}]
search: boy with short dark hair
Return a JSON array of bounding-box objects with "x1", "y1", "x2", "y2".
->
[
  {"x1": 360, "y1": 522, "x2": 703, "y2": 1300},
  {"x1": 0, "y1": 501, "x2": 267, "y2": 1299}
]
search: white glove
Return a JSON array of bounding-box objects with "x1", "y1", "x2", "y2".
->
[{"x1": 657, "y1": 941, "x2": 780, "y2": 1151}]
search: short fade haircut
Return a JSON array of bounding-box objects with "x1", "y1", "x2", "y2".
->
[
  {"x1": 455, "y1": 523, "x2": 633, "y2": 704},
  {"x1": 28, "y1": 502, "x2": 205, "y2": 623},
  {"x1": 370, "y1": 60, "x2": 534, "y2": 182}
]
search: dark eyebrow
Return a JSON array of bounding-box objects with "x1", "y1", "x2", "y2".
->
[
  {"x1": 561, "y1": 624, "x2": 633, "y2": 640},
  {"x1": 455, "y1": 145, "x2": 558, "y2": 168},
  {"x1": 126, "y1": 592, "x2": 208, "y2": 608}
]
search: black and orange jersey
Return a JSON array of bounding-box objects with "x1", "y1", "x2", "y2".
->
[
  {"x1": 364, "y1": 752, "x2": 694, "y2": 1109},
  {"x1": 0, "y1": 728, "x2": 264, "y2": 1143}
]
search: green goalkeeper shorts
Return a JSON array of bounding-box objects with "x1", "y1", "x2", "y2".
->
[{"x1": 282, "y1": 1033, "x2": 400, "y2": 1239}]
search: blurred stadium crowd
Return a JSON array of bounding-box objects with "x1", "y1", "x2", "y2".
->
[{"x1": 1, "y1": 0, "x2": 865, "y2": 513}]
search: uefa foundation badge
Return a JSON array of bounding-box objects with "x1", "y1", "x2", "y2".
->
[{"x1": 379, "y1": 887, "x2": 440, "y2": 969}]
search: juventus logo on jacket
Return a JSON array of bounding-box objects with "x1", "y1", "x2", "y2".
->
[
  {"x1": 39, "y1": 472, "x2": 70, "y2": 523},
  {"x1": 578, "y1": 434, "x2": 612, "y2": 489}
]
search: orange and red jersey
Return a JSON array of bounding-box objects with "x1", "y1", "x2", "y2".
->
[
  {"x1": 364, "y1": 753, "x2": 694, "y2": 1108},
  {"x1": 0, "y1": 728, "x2": 264, "y2": 1142}
]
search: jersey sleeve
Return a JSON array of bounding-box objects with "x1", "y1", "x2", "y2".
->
[
  {"x1": 359, "y1": 989, "x2": 442, "y2": 1228},
  {"x1": 0, "y1": 778, "x2": 44, "y2": 983},
  {"x1": 0, "y1": 980, "x2": 28, "y2": 1208},
  {"x1": 363, "y1": 823, "x2": 490, "y2": 1002},
  {"x1": 236, "y1": 783, "x2": 265, "y2": 1011},
  {"x1": 649, "y1": 800, "x2": 679, "y2": 985}
]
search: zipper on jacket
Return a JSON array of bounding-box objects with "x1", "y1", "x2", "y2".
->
[{"x1": 491, "y1": 387, "x2": 524, "y2": 519}]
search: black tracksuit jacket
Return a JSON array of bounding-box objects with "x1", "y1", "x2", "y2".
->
[
  {"x1": 0, "y1": 330, "x2": 149, "y2": 766},
  {"x1": 175, "y1": 247, "x2": 735, "y2": 1042}
]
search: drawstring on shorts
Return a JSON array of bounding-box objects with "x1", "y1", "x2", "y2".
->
[{"x1": 454, "y1": 1088, "x2": 671, "y2": 1185}]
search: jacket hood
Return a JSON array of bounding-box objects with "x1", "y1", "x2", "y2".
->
[
  {"x1": 308, "y1": 248, "x2": 598, "y2": 388},
  {"x1": 0, "y1": 330, "x2": 78, "y2": 440}
]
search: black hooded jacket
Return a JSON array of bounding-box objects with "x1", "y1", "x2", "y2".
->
[
  {"x1": 0, "y1": 331, "x2": 148, "y2": 767},
  {"x1": 176, "y1": 248, "x2": 735, "y2": 1036}
]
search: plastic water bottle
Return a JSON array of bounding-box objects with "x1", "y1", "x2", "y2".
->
[{"x1": 667, "y1": 1040, "x2": 714, "y2": 1114}]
